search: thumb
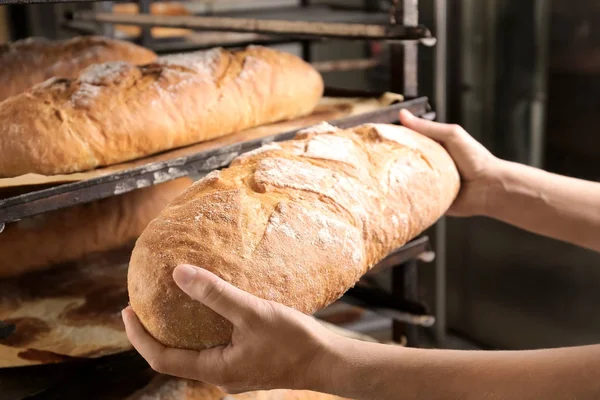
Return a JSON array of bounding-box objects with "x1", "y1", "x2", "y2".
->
[
  {"x1": 173, "y1": 264, "x2": 256, "y2": 325},
  {"x1": 399, "y1": 109, "x2": 460, "y2": 144}
]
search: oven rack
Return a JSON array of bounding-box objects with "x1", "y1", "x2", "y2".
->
[
  {"x1": 1, "y1": 0, "x2": 432, "y2": 351},
  {"x1": 67, "y1": 8, "x2": 433, "y2": 42},
  {"x1": 0, "y1": 94, "x2": 434, "y2": 228}
]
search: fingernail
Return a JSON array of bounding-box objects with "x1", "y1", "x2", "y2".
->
[{"x1": 174, "y1": 264, "x2": 197, "y2": 286}]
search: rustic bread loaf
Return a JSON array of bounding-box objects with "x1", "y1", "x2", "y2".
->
[
  {"x1": 127, "y1": 376, "x2": 345, "y2": 400},
  {"x1": 0, "y1": 178, "x2": 192, "y2": 278},
  {"x1": 0, "y1": 46, "x2": 323, "y2": 178},
  {"x1": 0, "y1": 36, "x2": 157, "y2": 102},
  {"x1": 128, "y1": 122, "x2": 460, "y2": 350}
]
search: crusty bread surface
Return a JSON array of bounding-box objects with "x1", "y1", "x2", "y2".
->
[
  {"x1": 0, "y1": 36, "x2": 157, "y2": 102},
  {"x1": 0, "y1": 46, "x2": 323, "y2": 178},
  {"x1": 0, "y1": 178, "x2": 192, "y2": 278},
  {"x1": 128, "y1": 122, "x2": 460, "y2": 350}
]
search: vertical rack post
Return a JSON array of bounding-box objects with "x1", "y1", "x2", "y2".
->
[
  {"x1": 138, "y1": 0, "x2": 152, "y2": 48},
  {"x1": 390, "y1": 0, "x2": 419, "y2": 97},
  {"x1": 300, "y1": 0, "x2": 312, "y2": 62},
  {"x1": 94, "y1": 1, "x2": 115, "y2": 38},
  {"x1": 390, "y1": 0, "x2": 420, "y2": 347}
]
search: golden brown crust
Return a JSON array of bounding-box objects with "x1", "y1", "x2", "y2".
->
[
  {"x1": 0, "y1": 46, "x2": 323, "y2": 178},
  {"x1": 126, "y1": 376, "x2": 345, "y2": 400},
  {"x1": 0, "y1": 178, "x2": 192, "y2": 278},
  {"x1": 128, "y1": 123, "x2": 460, "y2": 350},
  {"x1": 0, "y1": 36, "x2": 157, "y2": 102}
]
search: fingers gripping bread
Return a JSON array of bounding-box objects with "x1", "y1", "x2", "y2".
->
[
  {"x1": 0, "y1": 36, "x2": 157, "y2": 102},
  {"x1": 128, "y1": 122, "x2": 460, "y2": 350},
  {"x1": 0, "y1": 46, "x2": 323, "y2": 177}
]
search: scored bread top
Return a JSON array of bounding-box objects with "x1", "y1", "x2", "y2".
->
[
  {"x1": 0, "y1": 36, "x2": 157, "y2": 102},
  {"x1": 0, "y1": 45, "x2": 323, "y2": 177},
  {"x1": 128, "y1": 122, "x2": 460, "y2": 350}
]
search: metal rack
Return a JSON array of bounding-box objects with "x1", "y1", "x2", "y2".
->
[{"x1": 0, "y1": 0, "x2": 439, "y2": 391}]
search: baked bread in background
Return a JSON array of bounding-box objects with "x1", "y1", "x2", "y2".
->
[
  {"x1": 0, "y1": 178, "x2": 192, "y2": 279},
  {"x1": 0, "y1": 36, "x2": 157, "y2": 102},
  {"x1": 126, "y1": 376, "x2": 345, "y2": 400},
  {"x1": 0, "y1": 45, "x2": 323, "y2": 177},
  {"x1": 113, "y1": 2, "x2": 193, "y2": 38},
  {"x1": 128, "y1": 122, "x2": 459, "y2": 350}
]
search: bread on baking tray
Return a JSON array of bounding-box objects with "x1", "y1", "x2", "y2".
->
[
  {"x1": 0, "y1": 45, "x2": 324, "y2": 178},
  {"x1": 113, "y1": 2, "x2": 193, "y2": 38},
  {"x1": 128, "y1": 122, "x2": 460, "y2": 350},
  {"x1": 0, "y1": 178, "x2": 192, "y2": 279},
  {"x1": 0, "y1": 36, "x2": 157, "y2": 102},
  {"x1": 126, "y1": 376, "x2": 345, "y2": 400}
]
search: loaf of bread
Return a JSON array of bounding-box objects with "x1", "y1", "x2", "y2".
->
[
  {"x1": 128, "y1": 122, "x2": 460, "y2": 350},
  {"x1": 0, "y1": 46, "x2": 323, "y2": 178},
  {"x1": 0, "y1": 178, "x2": 191, "y2": 278},
  {"x1": 0, "y1": 36, "x2": 156, "y2": 102},
  {"x1": 127, "y1": 376, "x2": 345, "y2": 400},
  {"x1": 113, "y1": 2, "x2": 192, "y2": 38}
]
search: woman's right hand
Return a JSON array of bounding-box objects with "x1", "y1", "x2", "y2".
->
[{"x1": 399, "y1": 109, "x2": 504, "y2": 217}]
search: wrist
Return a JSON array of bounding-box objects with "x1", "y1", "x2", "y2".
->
[
  {"x1": 481, "y1": 158, "x2": 514, "y2": 219},
  {"x1": 303, "y1": 334, "x2": 364, "y2": 397}
]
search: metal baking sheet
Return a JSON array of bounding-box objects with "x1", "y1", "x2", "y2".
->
[
  {"x1": 0, "y1": 96, "x2": 433, "y2": 227},
  {"x1": 0, "y1": 237, "x2": 430, "y2": 362}
]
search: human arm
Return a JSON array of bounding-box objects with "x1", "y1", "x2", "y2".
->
[
  {"x1": 399, "y1": 110, "x2": 600, "y2": 252},
  {"x1": 123, "y1": 265, "x2": 600, "y2": 399}
]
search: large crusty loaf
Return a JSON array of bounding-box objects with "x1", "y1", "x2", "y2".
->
[
  {"x1": 128, "y1": 122, "x2": 460, "y2": 350},
  {"x1": 0, "y1": 36, "x2": 157, "y2": 102},
  {"x1": 0, "y1": 178, "x2": 191, "y2": 278},
  {"x1": 0, "y1": 46, "x2": 323, "y2": 178},
  {"x1": 127, "y1": 376, "x2": 345, "y2": 400}
]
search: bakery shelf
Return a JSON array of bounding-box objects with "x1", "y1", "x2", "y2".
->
[
  {"x1": 67, "y1": 7, "x2": 433, "y2": 41},
  {"x1": 0, "y1": 95, "x2": 434, "y2": 229}
]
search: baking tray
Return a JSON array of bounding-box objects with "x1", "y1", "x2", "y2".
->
[
  {"x1": 0, "y1": 237, "x2": 432, "y2": 365},
  {"x1": 0, "y1": 94, "x2": 434, "y2": 228},
  {"x1": 0, "y1": 237, "x2": 429, "y2": 399}
]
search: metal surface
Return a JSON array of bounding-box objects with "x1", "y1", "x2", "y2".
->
[
  {"x1": 434, "y1": 0, "x2": 448, "y2": 346},
  {"x1": 69, "y1": 10, "x2": 433, "y2": 40},
  {"x1": 93, "y1": 1, "x2": 114, "y2": 38},
  {"x1": 311, "y1": 58, "x2": 379, "y2": 73},
  {"x1": 529, "y1": 0, "x2": 550, "y2": 168},
  {"x1": 367, "y1": 235, "x2": 430, "y2": 273},
  {"x1": 389, "y1": 0, "x2": 420, "y2": 347},
  {"x1": 0, "y1": 96, "x2": 432, "y2": 226},
  {"x1": 447, "y1": 0, "x2": 600, "y2": 350},
  {"x1": 389, "y1": 0, "x2": 419, "y2": 97},
  {"x1": 138, "y1": 0, "x2": 152, "y2": 48}
]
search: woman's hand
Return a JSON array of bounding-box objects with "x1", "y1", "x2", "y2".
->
[
  {"x1": 122, "y1": 264, "x2": 340, "y2": 394},
  {"x1": 399, "y1": 109, "x2": 503, "y2": 217}
]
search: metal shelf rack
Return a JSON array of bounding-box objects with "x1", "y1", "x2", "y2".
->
[{"x1": 0, "y1": 0, "x2": 440, "y2": 392}]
